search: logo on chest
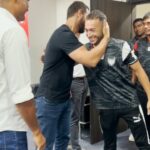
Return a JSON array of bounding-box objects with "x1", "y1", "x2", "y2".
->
[
  {"x1": 107, "y1": 56, "x2": 116, "y2": 66},
  {"x1": 147, "y1": 47, "x2": 150, "y2": 52}
]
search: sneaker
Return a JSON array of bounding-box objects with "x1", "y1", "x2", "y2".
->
[{"x1": 129, "y1": 134, "x2": 135, "y2": 142}]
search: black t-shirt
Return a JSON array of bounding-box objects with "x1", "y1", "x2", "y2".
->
[
  {"x1": 36, "y1": 25, "x2": 82, "y2": 102},
  {"x1": 85, "y1": 38, "x2": 139, "y2": 109}
]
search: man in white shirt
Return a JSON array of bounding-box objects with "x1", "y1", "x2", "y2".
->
[{"x1": 0, "y1": 0, "x2": 45, "y2": 149}]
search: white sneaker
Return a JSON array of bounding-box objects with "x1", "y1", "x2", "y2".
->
[{"x1": 129, "y1": 134, "x2": 135, "y2": 142}]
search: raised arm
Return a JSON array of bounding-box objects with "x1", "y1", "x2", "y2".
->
[{"x1": 69, "y1": 21, "x2": 110, "y2": 67}]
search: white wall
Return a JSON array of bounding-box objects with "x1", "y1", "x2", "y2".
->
[
  {"x1": 135, "y1": 3, "x2": 150, "y2": 18},
  {"x1": 29, "y1": 0, "x2": 56, "y2": 83},
  {"x1": 56, "y1": 0, "x2": 90, "y2": 27},
  {"x1": 56, "y1": 0, "x2": 90, "y2": 44}
]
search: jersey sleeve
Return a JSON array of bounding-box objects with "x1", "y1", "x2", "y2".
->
[{"x1": 122, "y1": 41, "x2": 138, "y2": 65}]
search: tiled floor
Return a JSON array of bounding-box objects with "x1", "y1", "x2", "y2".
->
[
  {"x1": 79, "y1": 129, "x2": 138, "y2": 150},
  {"x1": 27, "y1": 129, "x2": 138, "y2": 150}
]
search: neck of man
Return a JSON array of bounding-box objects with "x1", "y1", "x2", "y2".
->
[
  {"x1": 65, "y1": 17, "x2": 78, "y2": 34},
  {"x1": 0, "y1": 2, "x2": 16, "y2": 20},
  {"x1": 136, "y1": 34, "x2": 145, "y2": 40}
]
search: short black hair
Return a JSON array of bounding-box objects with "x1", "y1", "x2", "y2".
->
[
  {"x1": 86, "y1": 9, "x2": 107, "y2": 21},
  {"x1": 133, "y1": 18, "x2": 143, "y2": 26},
  {"x1": 143, "y1": 12, "x2": 150, "y2": 21},
  {"x1": 67, "y1": 1, "x2": 89, "y2": 19}
]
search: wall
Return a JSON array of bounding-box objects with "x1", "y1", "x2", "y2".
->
[
  {"x1": 91, "y1": 0, "x2": 134, "y2": 40},
  {"x1": 56, "y1": 0, "x2": 90, "y2": 27},
  {"x1": 29, "y1": 0, "x2": 56, "y2": 83},
  {"x1": 130, "y1": 3, "x2": 150, "y2": 38},
  {"x1": 135, "y1": 3, "x2": 150, "y2": 18},
  {"x1": 56, "y1": 0, "x2": 90, "y2": 43}
]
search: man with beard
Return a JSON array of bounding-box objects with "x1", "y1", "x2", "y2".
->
[
  {"x1": 35, "y1": 1, "x2": 110, "y2": 150},
  {"x1": 84, "y1": 10, "x2": 150, "y2": 150},
  {"x1": 135, "y1": 12, "x2": 150, "y2": 140}
]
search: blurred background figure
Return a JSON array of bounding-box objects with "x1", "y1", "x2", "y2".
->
[
  {"x1": 131, "y1": 18, "x2": 145, "y2": 44},
  {"x1": 69, "y1": 63, "x2": 88, "y2": 150}
]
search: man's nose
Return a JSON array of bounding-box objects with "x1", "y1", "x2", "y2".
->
[{"x1": 87, "y1": 31, "x2": 92, "y2": 38}]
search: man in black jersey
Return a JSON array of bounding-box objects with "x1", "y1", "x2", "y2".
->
[
  {"x1": 135, "y1": 12, "x2": 150, "y2": 140},
  {"x1": 129, "y1": 18, "x2": 145, "y2": 142},
  {"x1": 35, "y1": 1, "x2": 110, "y2": 150},
  {"x1": 84, "y1": 10, "x2": 150, "y2": 150}
]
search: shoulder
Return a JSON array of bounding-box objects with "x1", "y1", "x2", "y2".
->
[
  {"x1": 51, "y1": 25, "x2": 76, "y2": 42},
  {"x1": 0, "y1": 15, "x2": 19, "y2": 32},
  {"x1": 106, "y1": 38, "x2": 127, "y2": 55},
  {"x1": 55, "y1": 25, "x2": 74, "y2": 36},
  {"x1": 138, "y1": 37, "x2": 147, "y2": 45},
  {"x1": 110, "y1": 37, "x2": 125, "y2": 45},
  {"x1": 110, "y1": 38, "x2": 131, "y2": 61},
  {"x1": 0, "y1": 17, "x2": 25, "y2": 40}
]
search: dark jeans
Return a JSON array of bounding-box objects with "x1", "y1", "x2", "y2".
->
[
  {"x1": 99, "y1": 106, "x2": 150, "y2": 150},
  {"x1": 0, "y1": 131, "x2": 27, "y2": 150},
  {"x1": 36, "y1": 96, "x2": 71, "y2": 150},
  {"x1": 70, "y1": 77, "x2": 88, "y2": 150}
]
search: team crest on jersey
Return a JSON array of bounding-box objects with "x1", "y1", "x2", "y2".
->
[
  {"x1": 107, "y1": 56, "x2": 116, "y2": 66},
  {"x1": 147, "y1": 47, "x2": 150, "y2": 51}
]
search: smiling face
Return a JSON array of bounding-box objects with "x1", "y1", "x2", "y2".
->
[
  {"x1": 133, "y1": 20, "x2": 145, "y2": 38},
  {"x1": 143, "y1": 18, "x2": 150, "y2": 37},
  {"x1": 85, "y1": 18, "x2": 103, "y2": 46}
]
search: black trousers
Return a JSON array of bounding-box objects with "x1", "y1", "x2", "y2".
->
[
  {"x1": 137, "y1": 91, "x2": 150, "y2": 139},
  {"x1": 99, "y1": 106, "x2": 150, "y2": 150}
]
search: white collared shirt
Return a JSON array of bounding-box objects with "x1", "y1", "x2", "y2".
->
[{"x1": 0, "y1": 8, "x2": 34, "y2": 131}]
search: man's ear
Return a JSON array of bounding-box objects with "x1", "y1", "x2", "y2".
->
[{"x1": 77, "y1": 9, "x2": 83, "y2": 17}]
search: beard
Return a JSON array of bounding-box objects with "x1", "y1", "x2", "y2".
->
[
  {"x1": 94, "y1": 36, "x2": 102, "y2": 46},
  {"x1": 78, "y1": 20, "x2": 85, "y2": 34},
  {"x1": 145, "y1": 31, "x2": 150, "y2": 37}
]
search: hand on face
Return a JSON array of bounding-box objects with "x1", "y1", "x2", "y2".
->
[{"x1": 102, "y1": 20, "x2": 110, "y2": 40}]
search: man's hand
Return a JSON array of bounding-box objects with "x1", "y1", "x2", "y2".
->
[
  {"x1": 147, "y1": 100, "x2": 150, "y2": 115},
  {"x1": 33, "y1": 129, "x2": 46, "y2": 150},
  {"x1": 102, "y1": 20, "x2": 110, "y2": 40},
  {"x1": 16, "y1": 100, "x2": 46, "y2": 150}
]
